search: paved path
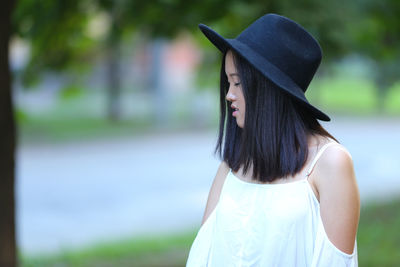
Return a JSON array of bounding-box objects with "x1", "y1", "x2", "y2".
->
[{"x1": 16, "y1": 116, "x2": 400, "y2": 254}]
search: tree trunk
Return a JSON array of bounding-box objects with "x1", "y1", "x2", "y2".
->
[
  {"x1": 150, "y1": 38, "x2": 168, "y2": 126},
  {"x1": 376, "y1": 85, "x2": 386, "y2": 114},
  {"x1": 106, "y1": 35, "x2": 121, "y2": 121},
  {"x1": 0, "y1": 0, "x2": 17, "y2": 266},
  {"x1": 106, "y1": 4, "x2": 122, "y2": 122}
]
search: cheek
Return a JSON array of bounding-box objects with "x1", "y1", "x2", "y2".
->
[
  {"x1": 239, "y1": 92, "x2": 245, "y2": 113},
  {"x1": 239, "y1": 101, "x2": 245, "y2": 122}
]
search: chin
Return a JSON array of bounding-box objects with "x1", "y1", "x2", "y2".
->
[{"x1": 237, "y1": 120, "x2": 244, "y2": 128}]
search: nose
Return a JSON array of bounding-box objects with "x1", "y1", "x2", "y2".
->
[{"x1": 225, "y1": 89, "x2": 237, "y2": 102}]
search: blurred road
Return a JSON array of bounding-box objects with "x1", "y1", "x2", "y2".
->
[{"x1": 17, "y1": 116, "x2": 400, "y2": 254}]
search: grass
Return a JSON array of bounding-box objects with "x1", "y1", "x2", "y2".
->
[
  {"x1": 385, "y1": 81, "x2": 400, "y2": 115},
  {"x1": 17, "y1": 113, "x2": 154, "y2": 145},
  {"x1": 20, "y1": 198, "x2": 400, "y2": 267},
  {"x1": 20, "y1": 231, "x2": 197, "y2": 267},
  {"x1": 307, "y1": 76, "x2": 400, "y2": 116},
  {"x1": 358, "y1": 198, "x2": 400, "y2": 267},
  {"x1": 306, "y1": 76, "x2": 400, "y2": 116},
  {"x1": 308, "y1": 76, "x2": 378, "y2": 115}
]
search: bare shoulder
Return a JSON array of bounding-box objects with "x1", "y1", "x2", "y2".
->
[
  {"x1": 313, "y1": 143, "x2": 360, "y2": 254},
  {"x1": 314, "y1": 143, "x2": 357, "y2": 191},
  {"x1": 216, "y1": 160, "x2": 230, "y2": 181},
  {"x1": 211, "y1": 160, "x2": 230, "y2": 189},
  {"x1": 201, "y1": 161, "x2": 230, "y2": 225}
]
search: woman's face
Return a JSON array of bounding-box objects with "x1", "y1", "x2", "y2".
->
[{"x1": 225, "y1": 50, "x2": 245, "y2": 128}]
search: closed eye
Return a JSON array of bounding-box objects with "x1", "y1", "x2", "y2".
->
[{"x1": 234, "y1": 82, "x2": 241, "y2": 86}]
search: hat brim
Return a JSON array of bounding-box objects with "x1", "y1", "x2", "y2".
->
[{"x1": 198, "y1": 23, "x2": 331, "y2": 122}]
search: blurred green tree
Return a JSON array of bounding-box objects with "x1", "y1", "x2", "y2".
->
[
  {"x1": 352, "y1": 0, "x2": 400, "y2": 112},
  {"x1": 12, "y1": 0, "x2": 103, "y2": 115},
  {"x1": 12, "y1": 0, "x2": 235, "y2": 121},
  {"x1": 197, "y1": 0, "x2": 355, "y2": 59},
  {"x1": 13, "y1": 0, "x2": 357, "y2": 122}
]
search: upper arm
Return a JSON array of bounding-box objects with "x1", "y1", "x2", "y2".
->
[
  {"x1": 314, "y1": 145, "x2": 360, "y2": 254},
  {"x1": 201, "y1": 161, "x2": 230, "y2": 226}
]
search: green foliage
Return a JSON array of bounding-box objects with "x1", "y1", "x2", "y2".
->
[
  {"x1": 15, "y1": 108, "x2": 29, "y2": 123},
  {"x1": 12, "y1": 0, "x2": 363, "y2": 87},
  {"x1": 351, "y1": 0, "x2": 400, "y2": 93},
  {"x1": 193, "y1": 0, "x2": 358, "y2": 60},
  {"x1": 12, "y1": 0, "x2": 96, "y2": 87},
  {"x1": 59, "y1": 85, "x2": 84, "y2": 100},
  {"x1": 12, "y1": 0, "x2": 400, "y2": 115},
  {"x1": 354, "y1": 0, "x2": 400, "y2": 61}
]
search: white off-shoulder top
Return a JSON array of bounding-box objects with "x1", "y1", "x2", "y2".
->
[{"x1": 186, "y1": 141, "x2": 358, "y2": 267}]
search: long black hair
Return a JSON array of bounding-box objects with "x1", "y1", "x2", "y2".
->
[{"x1": 215, "y1": 50, "x2": 338, "y2": 183}]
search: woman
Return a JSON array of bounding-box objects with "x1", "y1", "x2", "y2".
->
[{"x1": 186, "y1": 14, "x2": 360, "y2": 266}]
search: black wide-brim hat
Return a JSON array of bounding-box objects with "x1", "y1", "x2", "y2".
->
[{"x1": 199, "y1": 13, "x2": 331, "y2": 121}]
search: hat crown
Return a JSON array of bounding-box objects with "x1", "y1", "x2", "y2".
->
[{"x1": 236, "y1": 14, "x2": 322, "y2": 92}]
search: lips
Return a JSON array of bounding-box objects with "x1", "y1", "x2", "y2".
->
[
  {"x1": 231, "y1": 104, "x2": 239, "y2": 117},
  {"x1": 231, "y1": 104, "x2": 239, "y2": 111}
]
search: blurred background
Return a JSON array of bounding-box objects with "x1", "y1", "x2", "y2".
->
[{"x1": 1, "y1": 0, "x2": 400, "y2": 266}]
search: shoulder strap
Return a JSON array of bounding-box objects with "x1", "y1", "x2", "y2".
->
[{"x1": 306, "y1": 142, "x2": 338, "y2": 178}]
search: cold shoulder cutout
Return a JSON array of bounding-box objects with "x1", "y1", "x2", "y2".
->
[{"x1": 186, "y1": 141, "x2": 358, "y2": 267}]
